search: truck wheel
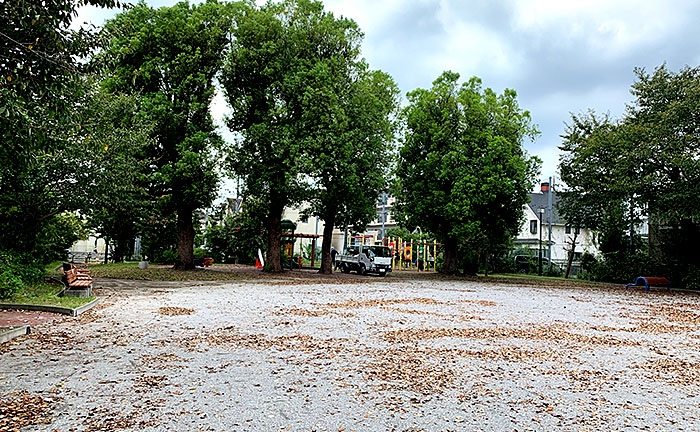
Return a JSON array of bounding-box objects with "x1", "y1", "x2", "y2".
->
[
  {"x1": 358, "y1": 265, "x2": 366, "y2": 276},
  {"x1": 341, "y1": 264, "x2": 349, "y2": 274}
]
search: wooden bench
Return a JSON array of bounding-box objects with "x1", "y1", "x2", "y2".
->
[
  {"x1": 625, "y1": 276, "x2": 670, "y2": 292},
  {"x1": 63, "y1": 263, "x2": 93, "y2": 289}
]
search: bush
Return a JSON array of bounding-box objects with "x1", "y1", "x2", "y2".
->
[
  {"x1": 0, "y1": 250, "x2": 44, "y2": 299},
  {"x1": 590, "y1": 253, "x2": 662, "y2": 284},
  {"x1": 579, "y1": 252, "x2": 598, "y2": 273},
  {"x1": 683, "y1": 265, "x2": 700, "y2": 291},
  {"x1": 193, "y1": 247, "x2": 209, "y2": 258},
  {"x1": 543, "y1": 264, "x2": 563, "y2": 277},
  {"x1": 152, "y1": 249, "x2": 178, "y2": 265}
]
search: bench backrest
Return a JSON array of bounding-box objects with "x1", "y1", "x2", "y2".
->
[
  {"x1": 65, "y1": 268, "x2": 78, "y2": 283},
  {"x1": 641, "y1": 276, "x2": 669, "y2": 286}
]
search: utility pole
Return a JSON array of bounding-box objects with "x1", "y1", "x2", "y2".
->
[
  {"x1": 538, "y1": 208, "x2": 544, "y2": 276},
  {"x1": 547, "y1": 176, "x2": 553, "y2": 267},
  {"x1": 381, "y1": 191, "x2": 386, "y2": 241}
]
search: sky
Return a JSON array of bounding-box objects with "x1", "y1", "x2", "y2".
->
[{"x1": 77, "y1": 0, "x2": 700, "y2": 189}]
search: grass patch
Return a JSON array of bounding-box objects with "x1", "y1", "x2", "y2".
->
[
  {"x1": 2, "y1": 282, "x2": 94, "y2": 309},
  {"x1": 89, "y1": 262, "x2": 254, "y2": 281},
  {"x1": 44, "y1": 261, "x2": 64, "y2": 275}
]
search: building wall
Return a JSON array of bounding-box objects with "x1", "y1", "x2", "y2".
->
[
  {"x1": 516, "y1": 204, "x2": 597, "y2": 264},
  {"x1": 281, "y1": 207, "x2": 346, "y2": 255}
]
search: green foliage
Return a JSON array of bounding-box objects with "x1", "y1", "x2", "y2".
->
[
  {"x1": 4, "y1": 281, "x2": 94, "y2": 309},
  {"x1": 34, "y1": 213, "x2": 85, "y2": 264},
  {"x1": 0, "y1": 1, "x2": 119, "y2": 262},
  {"x1": 205, "y1": 200, "x2": 266, "y2": 264},
  {"x1": 559, "y1": 64, "x2": 700, "y2": 285},
  {"x1": 543, "y1": 264, "x2": 563, "y2": 278},
  {"x1": 0, "y1": 251, "x2": 45, "y2": 299},
  {"x1": 193, "y1": 248, "x2": 209, "y2": 258},
  {"x1": 222, "y1": 0, "x2": 392, "y2": 272},
  {"x1": 683, "y1": 266, "x2": 700, "y2": 291},
  {"x1": 84, "y1": 91, "x2": 154, "y2": 262},
  {"x1": 385, "y1": 228, "x2": 432, "y2": 244},
  {"x1": 580, "y1": 252, "x2": 598, "y2": 273},
  {"x1": 97, "y1": 0, "x2": 234, "y2": 268},
  {"x1": 395, "y1": 71, "x2": 540, "y2": 274},
  {"x1": 140, "y1": 216, "x2": 178, "y2": 264},
  {"x1": 588, "y1": 253, "x2": 663, "y2": 285}
]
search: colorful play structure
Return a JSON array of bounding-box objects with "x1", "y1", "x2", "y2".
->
[
  {"x1": 277, "y1": 217, "x2": 442, "y2": 271},
  {"x1": 347, "y1": 234, "x2": 441, "y2": 272}
]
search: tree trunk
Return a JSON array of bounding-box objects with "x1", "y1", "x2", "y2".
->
[
  {"x1": 484, "y1": 253, "x2": 489, "y2": 277},
  {"x1": 175, "y1": 207, "x2": 195, "y2": 270},
  {"x1": 563, "y1": 230, "x2": 579, "y2": 279},
  {"x1": 266, "y1": 202, "x2": 284, "y2": 272},
  {"x1": 441, "y1": 235, "x2": 459, "y2": 274},
  {"x1": 319, "y1": 212, "x2": 336, "y2": 274}
]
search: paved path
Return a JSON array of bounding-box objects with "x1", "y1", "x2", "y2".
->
[
  {"x1": 1, "y1": 276, "x2": 700, "y2": 431},
  {"x1": 0, "y1": 310, "x2": 63, "y2": 328}
]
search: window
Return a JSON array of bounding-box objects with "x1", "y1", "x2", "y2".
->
[
  {"x1": 530, "y1": 220, "x2": 538, "y2": 234},
  {"x1": 301, "y1": 216, "x2": 309, "y2": 223},
  {"x1": 574, "y1": 252, "x2": 582, "y2": 260},
  {"x1": 566, "y1": 225, "x2": 581, "y2": 234}
]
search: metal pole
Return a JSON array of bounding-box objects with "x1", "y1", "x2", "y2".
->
[
  {"x1": 381, "y1": 191, "x2": 386, "y2": 240},
  {"x1": 235, "y1": 177, "x2": 240, "y2": 215},
  {"x1": 548, "y1": 176, "x2": 553, "y2": 266},
  {"x1": 538, "y1": 208, "x2": 544, "y2": 276},
  {"x1": 313, "y1": 216, "x2": 318, "y2": 267}
]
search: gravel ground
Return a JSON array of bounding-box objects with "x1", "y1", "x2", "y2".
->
[{"x1": 1, "y1": 275, "x2": 699, "y2": 431}]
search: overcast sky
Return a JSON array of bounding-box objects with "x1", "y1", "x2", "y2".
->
[{"x1": 77, "y1": 0, "x2": 700, "y2": 189}]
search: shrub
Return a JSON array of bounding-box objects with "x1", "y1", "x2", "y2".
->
[
  {"x1": 543, "y1": 264, "x2": 563, "y2": 277},
  {"x1": 152, "y1": 249, "x2": 178, "y2": 265},
  {"x1": 683, "y1": 265, "x2": 700, "y2": 291},
  {"x1": 590, "y1": 253, "x2": 662, "y2": 284},
  {"x1": 193, "y1": 247, "x2": 209, "y2": 258},
  {"x1": 0, "y1": 250, "x2": 44, "y2": 299}
]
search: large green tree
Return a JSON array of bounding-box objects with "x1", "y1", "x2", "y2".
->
[
  {"x1": 222, "y1": 0, "x2": 379, "y2": 272},
  {"x1": 395, "y1": 71, "x2": 540, "y2": 274},
  {"x1": 559, "y1": 65, "x2": 700, "y2": 284},
  {"x1": 97, "y1": 1, "x2": 234, "y2": 269},
  {"x1": 0, "y1": 0, "x2": 119, "y2": 261},
  {"x1": 84, "y1": 91, "x2": 153, "y2": 262},
  {"x1": 299, "y1": 64, "x2": 399, "y2": 274}
]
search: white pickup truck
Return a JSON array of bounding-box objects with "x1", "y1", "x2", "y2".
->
[{"x1": 336, "y1": 245, "x2": 393, "y2": 276}]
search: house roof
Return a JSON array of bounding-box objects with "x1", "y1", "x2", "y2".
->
[{"x1": 528, "y1": 189, "x2": 563, "y2": 225}]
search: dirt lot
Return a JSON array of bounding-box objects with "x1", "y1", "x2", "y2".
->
[{"x1": 1, "y1": 273, "x2": 699, "y2": 431}]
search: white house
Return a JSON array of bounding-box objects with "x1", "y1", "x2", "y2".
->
[{"x1": 514, "y1": 182, "x2": 598, "y2": 268}]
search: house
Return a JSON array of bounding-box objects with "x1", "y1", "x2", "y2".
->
[
  {"x1": 514, "y1": 182, "x2": 598, "y2": 271},
  {"x1": 364, "y1": 194, "x2": 398, "y2": 240}
]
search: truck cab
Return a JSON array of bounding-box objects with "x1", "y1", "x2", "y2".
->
[{"x1": 337, "y1": 245, "x2": 393, "y2": 276}]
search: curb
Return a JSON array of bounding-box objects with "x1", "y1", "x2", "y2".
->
[
  {"x1": 0, "y1": 325, "x2": 30, "y2": 344},
  {"x1": 0, "y1": 297, "x2": 100, "y2": 317}
]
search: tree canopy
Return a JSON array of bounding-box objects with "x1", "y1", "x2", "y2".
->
[
  {"x1": 559, "y1": 64, "x2": 700, "y2": 285},
  {"x1": 97, "y1": 0, "x2": 235, "y2": 268},
  {"x1": 0, "y1": 0, "x2": 121, "y2": 261},
  {"x1": 222, "y1": 0, "x2": 395, "y2": 272},
  {"x1": 395, "y1": 71, "x2": 540, "y2": 274}
]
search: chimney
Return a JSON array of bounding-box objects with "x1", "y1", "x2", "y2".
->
[{"x1": 540, "y1": 182, "x2": 550, "y2": 193}]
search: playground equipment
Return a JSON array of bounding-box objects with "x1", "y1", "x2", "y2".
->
[
  {"x1": 385, "y1": 236, "x2": 441, "y2": 271},
  {"x1": 346, "y1": 233, "x2": 441, "y2": 272}
]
